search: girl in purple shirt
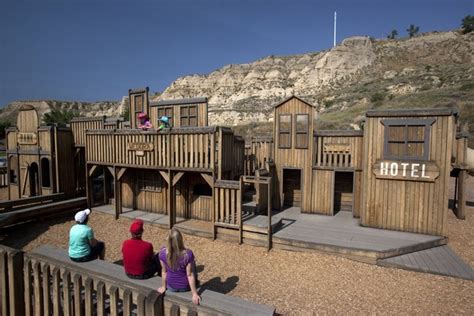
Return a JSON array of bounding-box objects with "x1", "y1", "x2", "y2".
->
[{"x1": 158, "y1": 228, "x2": 201, "y2": 305}]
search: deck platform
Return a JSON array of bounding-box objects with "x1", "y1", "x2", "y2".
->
[
  {"x1": 93, "y1": 205, "x2": 447, "y2": 264},
  {"x1": 270, "y1": 208, "x2": 446, "y2": 263},
  {"x1": 378, "y1": 245, "x2": 474, "y2": 280}
]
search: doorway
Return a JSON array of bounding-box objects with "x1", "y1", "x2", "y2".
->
[
  {"x1": 29, "y1": 162, "x2": 39, "y2": 197},
  {"x1": 283, "y1": 168, "x2": 301, "y2": 208},
  {"x1": 333, "y1": 171, "x2": 354, "y2": 214}
]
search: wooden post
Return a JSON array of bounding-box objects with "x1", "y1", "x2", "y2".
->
[
  {"x1": 238, "y1": 177, "x2": 243, "y2": 245},
  {"x1": 24, "y1": 258, "x2": 32, "y2": 316},
  {"x1": 145, "y1": 291, "x2": 163, "y2": 315},
  {"x1": 457, "y1": 169, "x2": 467, "y2": 220},
  {"x1": 103, "y1": 166, "x2": 108, "y2": 205},
  {"x1": 51, "y1": 268, "x2": 60, "y2": 316},
  {"x1": 96, "y1": 281, "x2": 106, "y2": 316},
  {"x1": 61, "y1": 269, "x2": 71, "y2": 316},
  {"x1": 0, "y1": 249, "x2": 8, "y2": 316},
  {"x1": 114, "y1": 167, "x2": 121, "y2": 220},
  {"x1": 73, "y1": 273, "x2": 82, "y2": 316},
  {"x1": 267, "y1": 179, "x2": 272, "y2": 251},
  {"x1": 86, "y1": 165, "x2": 92, "y2": 208},
  {"x1": 109, "y1": 285, "x2": 119, "y2": 316},
  {"x1": 168, "y1": 170, "x2": 174, "y2": 229},
  {"x1": 123, "y1": 289, "x2": 133, "y2": 316},
  {"x1": 137, "y1": 293, "x2": 146, "y2": 316},
  {"x1": 41, "y1": 264, "x2": 51, "y2": 315},
  {"x1": 212, "y1": 172, "x2": 216, "y2": 240},
  {"x1": 84, "y1": 277, "x2": 93, "y2": 315},
  {"x1": 33, "y1": 261, "x2": 43, "y2": 316},
  {"x1": 8, "y1": 249, "x2": 25, "y2": 316}
]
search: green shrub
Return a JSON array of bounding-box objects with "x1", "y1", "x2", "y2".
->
[{"x1": 460, "y1": 83, "x2": 474, "y2": 91}]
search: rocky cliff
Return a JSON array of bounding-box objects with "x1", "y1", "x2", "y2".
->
[{"x1": 1, "y1": 30, "x2": 473, "y2": 142}]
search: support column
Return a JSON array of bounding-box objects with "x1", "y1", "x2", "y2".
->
[
  {"x1": 456, "y1": 169, "x2": 467, "y2": 220},
  {"x1": 85, "y1": 165, "x2": 92, "y2": 208},
  {"x1": 168, "y1": 170, "x2": 174, "y2": 229}
]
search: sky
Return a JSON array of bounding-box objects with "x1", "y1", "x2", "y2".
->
[{"x1": 0, "y1": 0, "x2": 472, "y2": 107}]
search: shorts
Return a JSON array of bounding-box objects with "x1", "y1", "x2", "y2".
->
[{"x1": 70, "y1": 242, "x2": 105, "y2": 262}]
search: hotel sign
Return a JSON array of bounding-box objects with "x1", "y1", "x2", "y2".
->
[
  {"x1": 127, "y1": 142, "x2": 154, "y2": 156},
  {"x1": 18, "y1": 132, "x2": 37, "y2": 145},
  {"x1": 373, "y1": 160, "x2": 439, "y2": 182}
]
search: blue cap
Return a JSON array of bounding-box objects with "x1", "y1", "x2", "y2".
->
[{"x1": 159, "y1": 116, "x2": 169, "y2": 123}]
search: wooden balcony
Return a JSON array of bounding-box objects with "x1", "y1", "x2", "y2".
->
[{"x1": 85, "y1": 126, "x2": 244, "y2": 177}]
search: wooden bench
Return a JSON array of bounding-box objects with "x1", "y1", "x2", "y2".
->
[
  {"x1": 30, "y1": 245, "x2": 275, "y2": 315},
  {"x1": 0, "y1": 197, "x2": 86, "y2": 228}
]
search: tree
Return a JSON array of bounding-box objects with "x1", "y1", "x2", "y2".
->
[
  {"x1": 406, "y1": 24, "x2": 420, "y2": 37},
  {"x1": 461, "y1": 15, "x2": 474, "y2": 34},
  {"x1": 43, "y1": 108, "x2": 78, "y2": 126},
  {"x1": 387, "y1": 29, "x2": 398, "y2": 39},
  {"x1": 121, "y1": 106, "x2": 130, "y2": 121}
]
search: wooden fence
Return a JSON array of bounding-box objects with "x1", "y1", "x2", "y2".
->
[
  {"x1": 313, "y1": 131, "x2": 364, "y2": 169},
  {"x1": 1, "y1": 245, "x2": 273, "y2": 315},
  {"x1": 214, "y1": 179, "x2": 243, "y2": 244}
]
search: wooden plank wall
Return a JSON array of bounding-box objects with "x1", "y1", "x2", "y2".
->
[
  {"x1": 274, "y1": 98, "x2": 314, "y2": 212},
  {"x1": 361, "y1": 114, "x2": 455, "y2": 236},
  {"x1": 309, "y1": 170, "x2": 334, "y2": 215},
  {"x1": 150, "y1": 101, "x2": 208, "y2": 128},
  {"x1": 55, "y1": 129, "x2": 76, "y2": 197},
  {"x1": 70, "y1": 117, "x2": 105, "y2": 146}
]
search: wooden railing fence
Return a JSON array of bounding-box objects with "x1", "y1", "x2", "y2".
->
[
  {"x1": 214, "y1": 179, "x2": 243, "y2": 244},
  {"x1": 0, "y1": 192, "x2": 65, "y2": 213}
]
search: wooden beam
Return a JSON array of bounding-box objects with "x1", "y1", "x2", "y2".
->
[
  {"x1": 21, "y1": 167, "x2": 29, "y2": 197},
  {"x1": 168, "y1": 170, "x2": 174, "y2": 229},
  {"x1": 107, "y1": 167, "x2": 115, "y2": 178},
  {"x1": 172, "y1": 172, "x2": 184, "y2": 187},
  {"x1": 200, "y1": 173, "x2": 214, "y2": 188},
  {"x1": 88, "y1": 165, "x2": 97, "y2": 177},
  {"x1": 456, "y1": 169, "x2": 467, "y2": 220},
  {"x1": 117, "y1": 168, "x2": 127, "y2": 181},
  {"x1": 159, "y1": 171, "x2": 170, "y2": 185}
]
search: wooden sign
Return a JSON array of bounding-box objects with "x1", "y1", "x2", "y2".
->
[
  {"x1": 324, "y1": 143, "x2": 350, "y2": 153},
  {"x1": 372, "y1": 160, "x2": 439, "y2": 182},
  {"x1": 127, "y1": 143, "x2": 154, "y2": 157},
  {"x1": 18, "y1": 132, "x2": 37, "y2": 145}
]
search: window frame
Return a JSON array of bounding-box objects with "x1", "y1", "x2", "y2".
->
[
  {"x1": 133, "y1": 94, "x2": 144, "y2": 128},
  {"x1": 295, "y1": 113, "x2": 309, "y2": 149},
  {"x1": 136, "y1": 171, "x2": 162, "y2": 193},
  {"x1": 381, "y1": 118, "x2": 435, "y2": 161},
  {"x1": 180, "y1": 105, "x2": 198, "y2": 127},
  {"x1": 157, "y1": 106, "x2": 174, "y2": 127},
  {"x1": 278, "y1": 114, "x2": 292, "y2": 149}
]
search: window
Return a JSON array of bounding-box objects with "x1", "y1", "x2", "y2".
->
[
  {"x1": 137, "y1": 171, "x2": 162, "y2": 192},
  {"x1": 180, "y1": 105, "x2": 198, "y2": 127},
  {"x1": 295, "y1": 114, "x2": 309, "y2": 149},
  {"x1": 41, "y1": 158, "x2": 51, "y2": 188},
  {"x1": 158, "y1": 107, "x2": 173, "y2": 127},
  {"x1": 9, "y1": 156, "x2": 18, "y2": 184},
  {"x1": 193, "y1": 183, "x2": 212, "y2": 197},
  {"x1": 382, "y1": 119, "x2": 435, "y2": 160},
  {"x1": 134, "y1": 94, "x2": 144, "y2": 127},
  {"x1": 278, "y1": 114, "x2": 292, "y2": 148}
]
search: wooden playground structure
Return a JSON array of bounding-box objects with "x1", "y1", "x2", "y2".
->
[
  {"x1": 0, "y1": 89, "x2": 472, "y2": 315},
  {"x1": 1, "y1": 92, "x2": 470, "y2": 245}
]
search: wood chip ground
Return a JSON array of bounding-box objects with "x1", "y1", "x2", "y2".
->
[{"x1": 1, "y1": 177, "x2": 473, "y2": 314}]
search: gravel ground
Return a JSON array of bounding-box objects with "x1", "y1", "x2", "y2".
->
[{"x1": 1, "y1": 177, "x2": 473, "y2": 315}]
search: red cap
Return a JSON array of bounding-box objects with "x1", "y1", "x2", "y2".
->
[{"x1": 130, "y1": 219, "x2": 144, "y2": 234}]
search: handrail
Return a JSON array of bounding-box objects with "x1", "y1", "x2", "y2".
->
[{"x1": 0, "y1": 192, "x2": 65, "y2": 213}]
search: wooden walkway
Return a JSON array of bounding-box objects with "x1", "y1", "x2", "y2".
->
[
  {"x1": 378, "y1": 245, "x2": 474, "y2": 280},
  {"x1": 271, "y1": 208, "x2": 446, "y2": 263}
]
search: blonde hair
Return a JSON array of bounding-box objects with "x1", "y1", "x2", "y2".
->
[{"x1": 166, "y1": 228, "x2": 186, "y2": 270}]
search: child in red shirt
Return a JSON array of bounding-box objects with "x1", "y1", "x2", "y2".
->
[{"x1": 122, "y1": 220, "x2": 160, "y2": 279}]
